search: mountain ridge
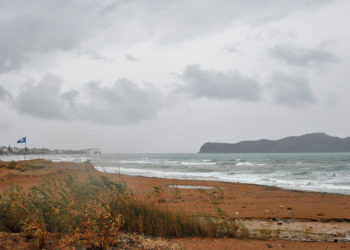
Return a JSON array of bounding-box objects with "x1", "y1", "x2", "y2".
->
[{"x1": 199, "y1": 133, "x2": 350, "y2": 153}]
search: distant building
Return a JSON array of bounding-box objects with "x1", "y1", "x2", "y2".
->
[
  {"x1": 12, "y1": 147, "x2": 22, "y2": 153},
  {"x1": 0, "y1": 146, "x2": 9, "y2": 155},
  {"x1": 86, "y1": 148, "x2": 101, "y2": 155}
]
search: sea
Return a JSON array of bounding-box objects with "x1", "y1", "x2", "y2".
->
[{"x1": 1, "y1": 153, "x2": 350, "y2": 195}]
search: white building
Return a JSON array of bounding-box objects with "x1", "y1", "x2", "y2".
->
[{"x1": 86, "y1": 148, "x2": 101, "y2": 155}]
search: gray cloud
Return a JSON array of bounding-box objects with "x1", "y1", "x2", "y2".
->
[
  {"x1": 12, "y1": 75, "x2": 165, "y2": 125},
  {"x1": 15, "y1": 75, "x2": 66, "y2": 119},
  {"x1": 78, "y1": 50, "x2": 111, "y2": 62},
  {"x1": 0, "y1": 1, "x2": 106, "y2": 73},
  {"x1": 0, "y1": 86, "x2": 12, "y2": 102},
  {"x1": 101, "y1": 0, "x2": 332, "y2": 44},
  {"x1": 178, "y1": 64, "x2": 262, "y2": 101},
  {"x1": 221, "y1": 46, "x2": 243, "y2": 54},
  {"x1": 0, "y1": 0, "x2": 333, "y2": 73},
  {"x1": 73, "y1": 79, "x2": 164, "y2": 125},
  {"x1": 270, "y1": 45, "x2": 340, "y2": 67},
  {"x1": 266, "y1": 73, "x2": 316, "y2": 106},
  {"x1": 125, "y1": 54, "x2": 139, "y2": 62}
]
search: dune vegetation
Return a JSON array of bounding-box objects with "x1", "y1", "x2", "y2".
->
[{"x1": 0, "y1": 174, "x2": 243, "y2": 249}]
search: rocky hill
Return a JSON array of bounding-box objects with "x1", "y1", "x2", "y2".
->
[{"x1": 199, "y1": 133, "x2": 350, "y2": 153}]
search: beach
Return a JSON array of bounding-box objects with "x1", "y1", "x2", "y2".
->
[
  {"x1": 118, "y1": 174, "x2": 350, "y2": 221},
  {"x1": 0, "y1": 159, "x2": 349, "y2": 249}
]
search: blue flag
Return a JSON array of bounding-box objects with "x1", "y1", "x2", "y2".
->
[{"x1": 17, "y1": 137, "x2": 26, "y2": 143}]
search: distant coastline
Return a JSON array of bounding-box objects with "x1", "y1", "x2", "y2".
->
[
  {"x1": 199, "y1": 133, "x2": 350, "y2": 153},
  {"x1": 0, "y1": 146, "x2": 101, "y2": 155}
]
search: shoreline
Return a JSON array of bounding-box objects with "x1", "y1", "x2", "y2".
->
[
  {"x1": 112, "y1": 173, "x2": 350, "y2": 222},
  {"x1": 114, "y1": 172, "x2": 350, "y2": 197},
  {"x1": 1, "y1": 159, "x2": 350, "y2": 248},
  {"x1": 95, "y1": 163, "x2": 350, "y2": 197},
  {"x1": 1, "y1": 159, "x2": 349, "y2": 221},
  {"x1": 3, "y1": 152, "x2": 350, "y2": 195}
]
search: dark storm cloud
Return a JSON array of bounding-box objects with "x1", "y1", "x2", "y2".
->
[
  {"x1": 270, "y1": 45, "x2": 340, "y2": 67},
  {"x1": 12, "y1": 75, "x2": 165, "y2": 125},
  {"x1": 178, "y1": 65, "x2": 262, "y2": 101},
  {"x1": 0, "y1": 0, "x2": 333, "y2": 73},
  {"x1": 266, "y1": 73, "x2": 316, "y2": 106}
]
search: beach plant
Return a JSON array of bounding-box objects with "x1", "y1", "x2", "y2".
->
[
  {"x1": 173, "y1": 187, "x2": 182, "y2": 200},
  {"x1": 198, "y1": 187, "x2": 224, "y2": 204},
  {"x1": 0, "y1": 175, "x2": 227, "y2": 248},
  {"x1": 152, "y1": 186, "x2": 162, "y2": 194},
  {"x1": 118, "y1": 197, "x2": 216, "y2": 237},
  {"x1": 0, "y1": 160, "x2": 48, "y2": 172},
  {"x1": 214, "y1": 207, "x2": 249, "y2": 238},
  {"x1": 7, "y1": 161, "x2": 17, "y2": 170},
  {"x1": 215, "y1": 207, "x2": 239, "y2": 237},
  {"x1": 209, "y1": 187, "x2": 224, "y2": 204},
  {"x1": 0, "y1": 175, "x2": 125, "y2": 248},
  {"x1": 258, "y1": 228, "x2": 273, "y2": 240},
  {"x1": 151, "y1": 185, "x2": 167, "y2": 203}
]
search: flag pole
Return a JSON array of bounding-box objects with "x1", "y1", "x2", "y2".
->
[{"x1": 24, "y1": 136, "x2": 26, "y2": 161}]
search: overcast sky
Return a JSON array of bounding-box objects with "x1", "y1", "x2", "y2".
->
[{"x1": 0, "y1": 0, "x2": 349, "y2": 153}]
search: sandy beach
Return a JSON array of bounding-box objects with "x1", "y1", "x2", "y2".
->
[
  {"x1": 0, "y1": 159, "x2": 349, "y2": 249},
  {"x1": 118, "y1": 174, "x2": 350, "y2": 221}
]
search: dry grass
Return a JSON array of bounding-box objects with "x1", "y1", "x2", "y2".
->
[
  {"x1": 118, "y1": 197, "x2": 217, "y2": 238},
  {"x1": 0, "y1": 175, "x2": 124, "y2": 248},
  {"x1": 214, "y1": 207, "x2": 249, "y2": 238},
  {"x1": 0, "y1": 232, "x2": 183, "y2": 250},
  {"x1": 198, "y1": 187, "x2": 225, "y2": 204},
  {"x1": 0, "y1": 160, "x2": 47, "y2": 172},
  {"x1": 0, "y1": 175, "x2": 246, "y2": 248}
]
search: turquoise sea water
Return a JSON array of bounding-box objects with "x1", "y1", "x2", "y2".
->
[{"x1": 2, "y1": 153, "x2": 350, "y2": 195}]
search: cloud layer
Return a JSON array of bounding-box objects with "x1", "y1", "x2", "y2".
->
[
  {"x1": 0, "y1": 1, "x2": 105, "y2": 73},
  {"x1": 1, "y1": 63, "x2": 319, "y2": 125},
  {"x1": 266, "y1": 73, "x2": 316, "y2": 106},
  {"x1": 0, "y1": 0, "x2": 334, "y2": 127},
  {"x1": 179, "y1": 65, "x2": 262, "y2": 101},
  {"x1": 11, "y1": 75, "x2": 165, "y2": 125},
  {"x1": 15, "y1": 75, "x2": 65, "y2": 119},
  {"x1": 0, "y1": 0, "x2": 332, "y2": 73},
  {"x1": 270, "y1": 44, "x2": 340, "y2": 67}
]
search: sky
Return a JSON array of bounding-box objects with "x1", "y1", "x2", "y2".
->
[{"x1": 0, "y1": 0, "x2": 349, "y2": 153}]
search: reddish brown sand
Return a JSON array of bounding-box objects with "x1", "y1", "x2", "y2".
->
[
  {"x1": 118, "y1": 175, "x2": 350, "y2": 221},
  {"x1": 1, "y1": 159, "x2": 350, "y2": 249},
  {"x1": 177, "y1": 238, "x2": 350, "y2": 249}
]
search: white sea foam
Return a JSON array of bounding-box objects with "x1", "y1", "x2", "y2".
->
[
  {"x1": 167, "y1": 185, "x2": 215, "y2": 190},
  {"x1": 181, "y1": 161, "x2": 216, "y2": 166},
  {"x1": 235, "y1": 162, "x2": 255, "y2": 166},
  {"x1": 119, "y1": 160, "x2": 153, "y2": 164},
  {"x1": 235, "y1": 162, "x2": 266, "y2": 166}
]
